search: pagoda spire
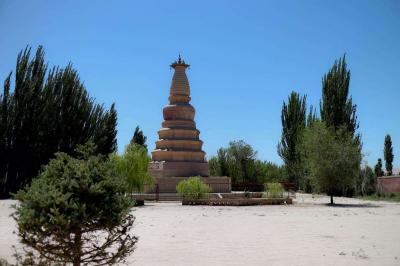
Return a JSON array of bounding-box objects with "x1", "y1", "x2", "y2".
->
[
  {"x1": 169, "y1": 55, "x2": 191, "y2": 104},
  {"x1": 170, "y1": 54, "x2": 190, "y2": 69}
]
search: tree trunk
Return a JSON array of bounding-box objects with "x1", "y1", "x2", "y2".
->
[
  {"x1": 73, "y1": 228, "x2": 82, "y2": 266},
  {"x1": 330, "y1": 194, "x2": 334, "y2": 205}
]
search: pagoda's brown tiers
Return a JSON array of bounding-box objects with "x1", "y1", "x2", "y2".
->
[
  {"x1": 152, "y1": 150, "x2": 206, "y2": 162},
  {"x1": 156, "y1": 139, "x2": 203, "y2": 150},
  {"x1": 162, "y1": 120, "x2": 196, "y2": 129},
  {"x1": 158, "y1": 128, "x2": 199, "y2": 139},
  {"x1": 163, "y1": 104, "x2": 195, "y2": 120},
  {"x1": 150, "y1": 56, "x2": 209, "y2": 178}
]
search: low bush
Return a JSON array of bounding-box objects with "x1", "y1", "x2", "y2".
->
[
  {"x1": 263, "y1": 182, "x2": 285, "y2": 198},
  {"x1": 176, "y1": 177, "x2": 212, "y2": 200}
]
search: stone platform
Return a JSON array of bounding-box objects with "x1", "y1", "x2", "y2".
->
[
  {"x1": 182, "y1": 197, "x2": 292, "y2": 206},
  {"x1": 149, "y1": 161, "x2": 209, "y2": 178},
  {"x1": 145, "y1": 176, "x2": 231, "y2": 193}
]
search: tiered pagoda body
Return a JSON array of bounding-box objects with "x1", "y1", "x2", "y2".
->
[{"x1": 149, "y1": 56, "x2": 209, "y2": 178}]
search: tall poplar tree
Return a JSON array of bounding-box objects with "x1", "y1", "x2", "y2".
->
[
  {"x1": 320, "y1": 55, "x2": 359, "y2": 140},
  {"x1": 278, "y1": 91, "x2": 307, "y2": 185},
  {"x1": 384, "y1": 134, "x2": 394, "y2": 176},
  {"x1": 0, "y1": 46, "x2": 118, "y2": 198}
]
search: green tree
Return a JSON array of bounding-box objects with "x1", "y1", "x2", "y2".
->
[
  {"x1": 306, "y1": 105, "x2": 319, "y2": 128},
  {"x1": 208, "y1": 148, "x2": 232, "y2": 176},
  {"x1": 384, "y1": 134, "x2": 394, "y2": 176},
  {"x1": 109, "y1": 143, "x2": 153, "y2": 193},
  {"x1": 361, "y1": 166, "x2": 376, "y2": 195},
  {"x1": 209, "y1": 142, "x2": 287, "y2": 186},
  {"x1": 130, "y1": 126, "x2": 147, "y2": 149},
  {"x1": 320, "y1": 55, "x2": 359, "y2": 139},
  {"x1": 13, "y1": 143, "x2": 137, "y2": 266},
  {"x1": 254, "y1": 161, "x2": 287, "y2": 183},
  {"x1": 0, "y1": 46, "x2": 117, "y2": 198},
  {"x1": 216, "y1": 148, "x2": 229, "y2": 176},
  {"x1": 94, "y1": 103, "x2": 118, "y2": 155},
  {"x1": 374, "y1": 158, "x2": 384, "y2": 177},
  {"x1": 278, "y1": 91, "x2": 307, "y2": 185},
  {"x1": 208, "y1": 157, "x2": 220, "y2": 176},
  {"x1": 227, "y1": 140, "x2": 257, "y2": 183},
  {"x1": 301, "y1": 122, "x2": 361, "y2": 204},
  {"x1": 208, "y1": 148, "x2": 230, "y2": 178}
]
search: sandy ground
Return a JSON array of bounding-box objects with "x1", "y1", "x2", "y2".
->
[{"x1": 1, "y1": 194, "x2": 400, "y2": 266}]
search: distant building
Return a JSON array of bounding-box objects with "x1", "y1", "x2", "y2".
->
[{"x1": 377, "y1": 176, "x2": 400, "y2": 193}]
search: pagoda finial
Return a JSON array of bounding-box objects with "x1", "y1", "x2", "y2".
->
[{"x1": 170, "y1": 54, "x2": 190, "y2": 69}]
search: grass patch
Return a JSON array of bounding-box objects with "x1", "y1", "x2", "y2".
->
[
  {"x1": 176, "y1": 176, "x2": 212, "y2": 200},
  {"x1": 263, "y1": 182, "x2": 285, "y2": 198},
  {"x1": 358, "y1": 193, "x2": 400, "y2": 202}
]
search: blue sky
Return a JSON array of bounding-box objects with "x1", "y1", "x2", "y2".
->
[{"x1": 0, "y1": 0, "x2": 399, "y2": 168}]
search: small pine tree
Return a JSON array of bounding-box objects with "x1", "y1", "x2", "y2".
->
[
  {"x1": 384, "y1": 134, "x2": 394, "y2": 176},
  {"x1": 13, "y1": 143, "x2": 137, "y2": 266},
  {"x1": 374, "y1": 158, "x2": 384, "y2": 177},
  {"x1": 130, "y1": 126, "x2": 147, "y2": 149}
]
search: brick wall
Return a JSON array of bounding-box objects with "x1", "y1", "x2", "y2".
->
[{"x1": 377, "y1": 176, "x2": 400, "y2": 193}]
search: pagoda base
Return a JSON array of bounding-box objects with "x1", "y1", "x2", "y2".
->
[
  {"x1": 145, "y1": 176, "x2": 231, "y2": 193},
  {"x1": 149, "y1": 161, "x2": 210, "y2": 178}
]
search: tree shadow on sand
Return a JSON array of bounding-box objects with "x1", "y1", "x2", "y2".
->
[{"x1": 319, "y1": 203, "x2": 381, "y2": 208}]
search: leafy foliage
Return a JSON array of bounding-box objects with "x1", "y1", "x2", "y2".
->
[
  {"x1": 301, "y1": 122, "x2": 361, "y2": 204},
  {"x1": 263, "y1": 182, "x2": 285, "y2": 198},
  {"x1": 306, "y1": 105, "x2": 319, "y2": 128},
  {"x1": 109, "y1": 143, "x2": 153, "y2": 193},
  {"x1": 209, "y1": 140, "x2": 257, "y2": 183},
  {"x1": 209, "y1": 141, "x2": 287, "y2": 186},
  {"x1": 384, "y1": 134, "x2": 394, "y2": 175},
  {"x1": 176, "y1": 177, "x2": 212, "y2": 200},
  {"x1": 320, "y1": 55, "x2": 359, "y2": 139},
  {"x1": 278, "y1": 91, "x2": 307, "y2": 186},
  {"x1": 130, "y1": 126, "x2": 147, "y2": 149},
  {"x1": 253, "y1": 160, "x2": 287, "y2": 184},
  {"x1": 12, "y1": 143, "x2": 136, "y2": 266},
  {"x1": 0, "y1": 46, "x2": 117, "y2": 198},
  {"x1": 360, "y1": 166, "x2": 376, "y2": 196},
  {"x1": 374, "y1": 158, "x2": 384, "y2": 177}
]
